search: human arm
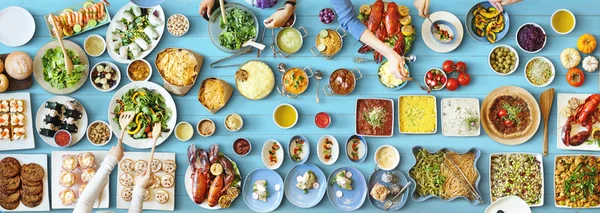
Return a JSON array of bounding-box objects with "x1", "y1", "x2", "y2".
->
[
  {"x1": 127, "y1": 169, "x2": 153, "y2": 213},
  {"x1": 264, "y1": 0, "x2": 296, "y2": 28},
  {"x1": 414, "y1": 0, "x2": 430, "y2": 18},
  {"x1": 489, "y1": 0, "x2": 523, "y2": 11}
]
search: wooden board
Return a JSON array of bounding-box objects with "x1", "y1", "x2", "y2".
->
[{"x1": 0, "y1": 54, "x2": 33, "y2": 91}]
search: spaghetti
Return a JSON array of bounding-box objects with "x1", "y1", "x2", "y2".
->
[{"x1": 440, "y1": 151, "x2": 478, "y2": 200}]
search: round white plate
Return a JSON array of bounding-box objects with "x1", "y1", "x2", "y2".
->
[
  {"x1": 33, "y1": 40, "x2": 89, "y2": 94},
  {"x1": 105, "y1": 2, "x2": 165, "y2": 64},
  {"x1": 107, "y1": 81, "x2": 176, "y2": 149},
  {"x1": 485, "y1": 196, "x2": 531, "y2": 213},
  {"x1": 36, "y1": 96, "x2": 88, "y2": 147},
  {"x1": 0, "y1": 6, "x2": 35, "y2": 47},
  {"x1": 421, "y1": 11, "x2": 464, "y2": 53},
  {"x1": 184, "y1": 155, "x2": 241, "y2": 210}
]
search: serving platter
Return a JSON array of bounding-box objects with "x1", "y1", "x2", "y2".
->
[
  {"x1": 441, "y1": 98, "x2": 481, "y2": 137},
  {"x1": 398, "y1": 95, "x2": 437, "y2": 134},
  {"x1": 183, "y1": 154, "x2": 241, "y2": 210},
  {"x1": 284, "y1": 163, "x2": 327, "y2": 208},
  {"x1": 36, "y1": 96, "x2": 88, "y2": 148},
  {"x1": 326, "y1": 167, "x2": 367, "y2": 211},
  {"x1": 50, "y1": 151, "x2": 109, "y2": 209},
  {"x1": 243, "y1": 168, "x2": 284, "y2": 213},
  {"x1": 32, "y1": 40, "x2": 89, "y2": 95},
  {"x1": 0, "y1": 92, "x2": 34, "y2": 151},
  {"x1": 556, "y1": 93, "x2": 600, "y2": 151},
  {"x1": 355, "y1": 98, "x2": 394, "y2": 137},
  {"x1": 0, "y1": 154, "x2": 50, "y2": 212},
  {"x1": 489, "y1": 153, "x2": 544, "y2": 207}
]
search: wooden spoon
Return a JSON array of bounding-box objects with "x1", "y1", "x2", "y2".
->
[
  {"x1": 148, "y1": 123, "x2": 162, "y2": 164},
  {"x1": 540, "y1": 88, "x2": 554, "y2": 157},
  {"x1": 219, "y1": 0, "x2": 227, "y2": 24},
  {"x1": 48, "y1": 14, "x2": 74, "y2": 75}
]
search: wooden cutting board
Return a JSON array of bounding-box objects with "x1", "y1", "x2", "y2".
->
[{"x1": 0, "y1": 53, "x2": 33, "y2": 91}]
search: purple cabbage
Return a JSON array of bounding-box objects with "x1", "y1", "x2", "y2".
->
[
  {"x1": 517, "y1": 24, "x2": 546, "y2": 52},
  {"x1": 247, "y1": 0, "x2": 277, "y2": 9}
]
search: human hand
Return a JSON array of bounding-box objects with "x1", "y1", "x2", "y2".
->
[
  {"x1": 386, "y1": 54, "x2": 412, "y2": 81},
  {"x1": 488, "y1": 0, "x2": 522, "y2": 12},
  {"x1": 414, "y1": 0, "x2": 430, "y2": 18},
  {"x1": 199, "y1": 0, "x2": 215, "y2": 18},
  {"x1": 134, "y1": 167, "x2": 153, "y2": 189},
  {"x1": 108, "y1": 144, "x2": 124, "y2": 161},
  {"x1": 264, "y1": 6, "x2": 294, "y2": 28}
]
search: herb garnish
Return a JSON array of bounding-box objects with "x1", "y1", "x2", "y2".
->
[{"x1": 502, "y1": 103, "x2": 522, "y2": 123}]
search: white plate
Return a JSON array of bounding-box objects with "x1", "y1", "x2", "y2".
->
[
  {"x1": 0, "y1": 6, "x2": 35, "y2": 47},
  {"x1": 116, "y1": 152, "x2": 176, "y2": 211},
  {"x1": 421, "y1": 11, "x2": 464, "y2": 53},
  {"x1": 0, "y1": 92, "x2": 35, "y2": 150},
  {"x1": 398, "y1": 95, "x2": 437, "y2": 134},
  {"x1": 105, "y1": 2, "x2": 165, "y2": 64},
  {"x1": 485, "y1": 196, "x2": 531, "y2": 213},
  {"x1": 489, "y1": 153, "x2": 544, "y2": 207},
  {"x1": 184, "y1": 155, "x2": 242, "y2": 210},
  {"x1": 0, "y1": 154, "x2": 50, "y2": 212},
  {"x1": 51, "y1": 151, "x2": 109, "y2": 209},
  {"x1": 556, "y1": 93, "x2": 600, "y2": 151},
  {"x1": 317, "y1": 135, "x2": 339, "y2": 165},
  {"x1": 441, "y1": 98, "x2": 481, "y2": 137},
  {"x1": 36, "y1": 96, "x2": 88, "y2": 148},
  {"x1": 32, "y1": 40, "x2": 89, "y2": 94},
  {"x1": 554, "y1": 155, "x2": 600, "y2": 208},
  {"x1": 262, "y1": 139, "x2": 284, "y2": 170},
  {"x1": 107, "y1": 81, "x2": 176, "y2": 149}
]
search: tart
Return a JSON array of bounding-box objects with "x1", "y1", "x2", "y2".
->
[
  {"x1": 59, "y1": 188, "x2": 77, "y2": 205},
  {"x1": 486, "y1": 94, "x2": 533, "y2": 138},
  {"x1": 77, "y1": 152, "x2": 96, "y2": 169},
  {"x1": 150, "y1": 158, "x2": 162, "y2": 173},
  {"x1": 162, "y1": 159, "x2": 176, "y2": 173},
  {"x1": 120, "y1": 159, "x2": 134, "y2": 173},
  {"x1": 119, "y1": 173, "x2": 134, "y2": 187},
  {"x1": 59, "y1": 170, "x2": 76, "y2": 187},
  {"x1": 81, "y1": 168, "x2": 96, "y2": 183},
  {"x1": 160, "y1": 174, "x2": 175, "y2": 188},
  {"x1": 154, "y1": 189, "x2": 170, "y2": 204},
  {"x1": 134, "y1": 160, "x2": 147, "y2": 174},
  {"x1": 61, "y1": 154, "x2": 79, "y2": 171}
]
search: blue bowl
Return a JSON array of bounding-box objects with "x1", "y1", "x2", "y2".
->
[
  {"x1": 378, "y1": 60, "x2": 409, "y2": 90},
  {"x1": 327, "y1": 167, "x2": 368, "y2": 211},
  {"x1": 465, "y1": 1, "x2": 510, "y2": 44},
  {"x1": 430, "y1": 20, "x2": 457, "y2": 44},
  {"x1": 243, "y1": 168, "x2": 285, "y2": 212},
  {"x1": 284, "y1": 164, "x2": 327, "y2": 208},
  {"x1": 288, "y1": 135, "x2": 310, "y2": 165},
  {"x1": 407, "y1": 146, "x2": 482, "y2": 205},
  {"x1": 346, "y1": 135, "x2": 367, "y2": 163},
  {"x1": 368, "y1": 169, "x2": 410, "y2": 211}
]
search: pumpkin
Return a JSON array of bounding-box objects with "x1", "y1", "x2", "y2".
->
[
  {"x1": 577, "y1": 34, "x2": 597, "y2": 54},
  {"x1": 583, "y1": 56, "x2": 599, "y2": 72},
  {"x1": 560, "y1": 48, "x2": 581, "y2": 69}
]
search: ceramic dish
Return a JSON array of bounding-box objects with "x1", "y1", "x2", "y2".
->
[
  {"x1": 553, "y1": 155, "x2": 600, "y2": 208},
  {"x1": 346, "y1": 135, "x2": 367, "y2": 163},
  {"x1": 277, "y1": 66, "x2": 314, "y2": 98},
  {"x1": 398, "y1": 95, "x2": 437, "y2": 134},
  {"x1": 284, "y1": 163, "x2": 327, "y2": 208},
  {"x1": 174, "y1": 121, "x2": 193, "y2": 141},
  {"x1": 208, "y1": 3, "x2": 258, "y2": 53},
  {"x1": 377, "y1": 60, "x2": 409, "y2": 90},
  {"x1": 488, "y1": 45, "x2": 519, "y2": 76},
  {"x1": 272, "y1": 103, "x2": 298, "y2": 129},
  {"x1": 317, "y1": 135, "x2": 339, "y2": 165},
  {"x1": 422, "y1": 11, "x2": 464, "y2": 53},
  {"x1": 196, "y1": 118, "x2": 215, "y2": 137},
  {"x1": 90, "y1": 61, "x2": 121, "y2": 92},
  {"x1": 224, "y1": 113, "x2": 243, "y2": 132},
  {"x1": 0, "y1": 6, "x2": 35, "y2": 47},
  {"x1": 430, "y1": 20, "x2": 457, "y2": 44},
  {"x1": 355, "y1": 98, "x2": 395, "y2": 137},
  {"x1": 441, "y1": 98, "x2": 481, "y2": 137},
  {"x1": 273, "y1": 26, "x2": 307, "y2": 57},
  {"x1": 466, "y1": 1, "x2": 510, "y2": 44},
  {"x1": 551, "y1": 9, "x2": 576, "y2": 35},
  {"x1": 36, "y1": 96, "x2": 88, "y2": 148},
  {"x1": 326, "y1": 167, "x2": 367, "y2": 211},
  {"x1": 86, "y1": 120, "x2": 112, "y2": 146},
  {"x1": 0, "y1": 154, "x2": 50, "y2": 211},
  {"x1": 44, "y1": 1, "x2": 111, "y2": 40},
  {"x1": 310, "y1": 26, "x2": 346, "y2": 60},
  {"x1": 516, "y1": 23, "x2": 547, "y2": 54},
  {"x1": 243, "y1": 168, "x2": 285, "y2": 212},
  {"x1": 0, "y1": 92, "x2": 35, "y2": 151},
  {"x1": 32, "y1": 40, "x2": 89, "y2": 95},
  {"x1": 83, "y1": 34, "x2": 106, "y2": 57},
  {"x1": 374, "y1": 145, "x2": 400, "y2": 171},
  {"x1": 556, "y1": 93, "x2": 600, "y2": 151},
  {"x1": 368, "y1": 169, "x2": 410, "y2": 211},
  {"x1": 166, "y1": 14, "x2": 190, "y2": 36},
  {"x1": 314, "y1": 112, "x2": 331, "y2": 129},
  {"x1": 489, "y1": 153, "x2": 544, "y2": 207},
  {"x1": 524, "y1": 56, "x2": 555, "y2": 87},
  {"x1": 485, "y1": 196, "x2": 532, "y2": 213},
  {"x1": 323, "y1": 68, "x2": 362, "y2": 96},
  {"x1": 408, "y1": 146, "x2": 483, "y2": 205},
  {"x1": 126, "y1": 59, "x2": 152, "y2": 82},
  {"x1": 233, "y1": 138, "x2": 252, "y2": 156},
  {"x1": 262, "y1": 139, "x2": 284, "y2": 170},
  {"x1": 423, "y1": 68, "x2": 447, "y2": 90},
  {"x1": 289, "y1": 135, "x2": 309, "y2": 165}
]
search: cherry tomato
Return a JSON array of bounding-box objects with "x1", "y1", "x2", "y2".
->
[
  {"x1": 440, "y1": 76, "x2": 447, "y2": 84},
  {"x1": 458, "y1": 72, "x2": 471, "y2": 86},
  {"x1": 503, "y1": 120, "x2": 513, "y2": 127},
  {"x1": 566, "y1": 68, "x2": 585, "y2": 87},
  {"x1": 430, "y1": 80, "x2": 438, "y2": 87},
  {"x1": 497, "y1": 109, "x2": 507, "y2": 117},
  {"x1": 426, "y1": 78, "x2": 432, "y2": 85},
  {"x1": 446, "y1": 78, "x2": 459, "y2": 91},
  {"x1": 442, "y1": 60, "x2": 455, "y2": 73},
  {"x1": 455, "y1": 61, "x2": 467, "y2": 73}
]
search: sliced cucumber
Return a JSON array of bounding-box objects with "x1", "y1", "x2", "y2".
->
[
  {"x1": 73, "y1": 24, "x2": 82, "y2": 33},
  {"x1": 317, "y1": 44, "x2": 326, "y2": 52},
  {"x1": 319, "y1": 29, "x2": 328, "y2": 38}
]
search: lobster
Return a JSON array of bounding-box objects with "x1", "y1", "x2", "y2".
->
[
  {"x1": 358, "y1": 1, "x2": 405, "y2": 64},
  {"x1": 562, "y1": 94, "x2": 600, "y2": 146},
  {"x1": 188, "y1": 144, "x2": 210, "y2": 204}
]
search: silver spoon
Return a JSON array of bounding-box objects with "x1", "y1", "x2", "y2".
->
[
  {"x1": 315, "y1": 70, "x2": 322, "y2": 104},
  {"x1": 383, "y1": 182, "x2": 411, "y2": 210}
]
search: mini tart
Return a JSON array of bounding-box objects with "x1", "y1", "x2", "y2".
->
[
  {"x1": 134, "y1": 160, "x2": 148, "y2": 173},
  {"x1": 79, "y1": 183, "x2": 87, "y2": 196},
  {"x1": 150, "y1": 158, "x2": 162, "y2": 173},
  {"x1": 59, "y1": 170, "x2": 76, "y2": 187},
  {"x1": 9, "y1": 113, "x2": 25, "y2": 126},
  {"x1": 162, "y1": 159, "x2": 176, "y2": 173},
  {"x1": 121, "y1": 186, "x2": 133, "y2": 202},
  {"x1": 61, "y1": 154, "x2": 79, "y2": 171},
  {"x1": 81, "y1": 168, "x2": 96, "y2": 183},
  {"x1": 143, "y1": 189, "x2": 150, "y2": 202},
  {"x1": 160, "y1": 174, "x2": 175, "y2": 188},
  {"x1": 119, "y1": 173, "x2": 134, "y2": 187},
  {"x1": 120, "y1": 159, "x2": 134, "y2": 173},
  {"x1": 151, "y1": 175, "x2": 161, "y2": 188},
  {"x1": 154, "y1": 189, "x2": 170, "y2": 204},
  {"x1": 78, "y1": 152, "x2": 96, "y2": 169},
  {"x1": 0, "y1": 100, "x2": 9, "y2": 112},
  {"x1": 59, "y1": 188, "x2": 77, "y2": 206}
]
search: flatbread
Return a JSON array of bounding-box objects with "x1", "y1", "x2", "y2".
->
[{"x1": 486, "y1": 93, "x2": 533, "y2": 139}]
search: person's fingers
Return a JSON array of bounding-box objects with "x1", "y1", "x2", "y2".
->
[
  {"x1": 264, "y1": 17, "x2": 275, "y2": 28},
  {"x1": 424, "y1": 0, "x2": 430, "y2": 17},
  {"x1": 496, "y1": 2, "x2": 504, "y2": 12}
]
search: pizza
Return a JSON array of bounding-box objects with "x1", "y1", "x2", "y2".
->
[{"x1": 486, "y1": 94, "x2": 533, "y2": 138}]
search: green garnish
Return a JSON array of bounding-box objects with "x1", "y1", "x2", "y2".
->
[
  {"x1": 502, "y1": 103, "x2": 522, "y2": 123},
  {"x1": 362, "y1": 106, "x2": 386, "y2": 129}
]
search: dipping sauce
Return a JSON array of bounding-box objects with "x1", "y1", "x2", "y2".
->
[
  {"x1": 552, "y1": 10, "x2": 575, "y2": 34},
  {"x1": 273, "y1": 104, "x2": 297, "y2": 129},
  {"x1": 175, "y1": 122, "x2": 193, "y2": 141},
  {"x1": 315, "y1": 112, "x2": 331, "y2": 128},
  {"x1": 233, "y1": 138, "x2": 251, "y2": 156},
  {"x1": 54, "y1": 130, "x2": 72, "y2": 147},
  {"x1": 375, "y1": 145, "x2": 399, "y2": 170},
  {"x1": 225, "y1": 113, "x2": 243, "y2": 131},
  {"x1": 84, "y1": 35, "x2": 105, "y2": 56},
  {"x1": 277, "y1": 27, "x2": 302, "y2": 54},
  {"x1": 197, "y1": 119, "x2": 215, "y2": 137},
  {"x1": 128, "y1": 60, "x2": 150, "y2": 81}
]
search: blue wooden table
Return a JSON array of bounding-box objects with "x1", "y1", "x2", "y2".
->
[{"x1": 1, "y1": 0, "x2": 598, "y2": 212}]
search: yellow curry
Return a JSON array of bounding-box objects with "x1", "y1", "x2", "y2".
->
[
  {"x1": 283, "y1": 68, "x2": 309, "y2": 95},
  {"x1": 399, "y1": 96, "x2": 436, "y2": 133}
]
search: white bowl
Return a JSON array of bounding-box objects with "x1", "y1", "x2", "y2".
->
[
  {"x1": 84, "y1": 34, "x2": 106, "y2": 57},
  {"x1": 167, "y1": 14, "x2": 190, "y2": 36},
  {"x1": 551, "y1": 9, "x2": 576, "y2": 35},
  {"x1": 515, "y1": 23, "x2": 547, "y2": 54},
  {"x1": 272, "y1": 103, "x2": 298, "y2": 129},
  {"x1": 90, "y1": 61, "x2": 121, "y2": 92},
  {"x1": 317, "y1": 135, "x2": 339, "y2": 165},
  {"x1": 488, "y1": 45, "x2": 520, "y2": 76},
  {"x1": 196, "y1": 118, "x2": 215, "y2": 137},
  {"x1": 86, "y1": 120, "x2": 112, "y2": 146},
  {"x1": 224, "y1": 113, "x2": 243, "y2": 132},
  {"x1": 423, "y1": 68, "x2": 447, "y2": 90},
  {"x1": 126, "y1": 59, "x2": 152, "y2": 82},
  {"x1": 374, "y1": 145, "x2": 400, "y2": 170},
  {"x1": 524, "y1": 56, "x2": 555, "y2": 88},
  {"x1": 233, "y1": 138, "x2": 251, "y2": 156},
  {"x1": 174, "y1": 121, "x2": 193, "y2": 141},
  {"x1": 262, "y1": 139, "x2": 284, "y2": 170}
]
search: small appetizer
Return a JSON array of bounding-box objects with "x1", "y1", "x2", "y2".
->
[
  {"x1": 151, "y1": 175, "x2": 161, "y2": 188},
  {"x1": 134, "y1": 160, "x2": 147, "y2": 173},
  {"x1": 370, "y1": 183, "x2": 390, "y2": 202},
  {"x1": 389, "y1": 183, "x2": 402, "y2": 196},
  {"x1": 335, "y1": 170, "x2": 353, "y2": 190},
  {"x1": 323, "y1": 138, "x2": 334, "y2": 161},
  {"x1": 296, "y1": 170, "x2": 319, "y2": 193},
  {"x1": 0, "y1": 127, "x2": 9, "y2": 139},
  {"x1": 143, "y1": 189, "x2": 150, "y2": 202},
  {"x1": 61, "y1": 154, "x2": 79, "y2": 171},
  {"x1": 161, "y1": 174, "x2": 175, "y2": 188},
  {"x1": 154, "y1": 189, "x2": 170, "y2": 204},
  {"x1": 81, "y1": 168, "x2": 96, "y2": 183},
  {"x1": 79, "y1": 183, "x2": 87, "y2": 197},
  {"x1": 121, "y1": 186, "x2": 133, "y2": 201},
  {"x1": 120, "y1": 158, "x2": 134, "y2": 173},
  {"x1": 119, "y1": 173, "x2": 134, "y2": 187},
  {"x1": 252, "y1": 180, "x2": 268, "y2": 202},
  {"x1": 381, "y1": 172, "x2": 396, "y2": 183},
  {"x1": 269, "y1": 142, "x2": 281, "y2": 166},
  {"x1": 0, "y1": 100, "x2": 9, "y2": 112},
  {"x1": 12, "y1": 127, "x2": 25, "y2": 140},
  {"x1": 9, "y1": 99, "x2": 24, "y2": 113},
  {"x1": 59, "y1": 170, "x2": 76, "y2": 187},
  {"x1": 78, "y1": 152, "x2": 96, "y2": 169},
  {"x1": 150, "y1": 158, "x2": 162, "y2": 173},
  {"x1": 59, "y1": 188, "x2": 77, "y2": 205},
  {"x1": 9, "y1": 113, "x2": 24, "y2": 126},
  {"x1": 348, "y1": 138, "x2": 362, "y2": 161},
  {"x1": 0, "y1": 114, "x2": 9, "y2": 126},
  {"x1": 291, "y1": 138, "x2": 305, "y2": 162},
  {"x1": 162, "y1": 159, "x2": 176, "y2": 173}
]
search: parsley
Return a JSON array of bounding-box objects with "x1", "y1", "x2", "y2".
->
[{"x1": 502, "y1": 103, "x2": 522, "y2": 123}]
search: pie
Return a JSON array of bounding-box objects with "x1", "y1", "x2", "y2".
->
[{"x1": 486, "y1": 94, "x2": 533, "y2": 138}]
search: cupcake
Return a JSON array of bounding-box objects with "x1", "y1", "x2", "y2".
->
[
  {"x1": 78, "y1": 152, "x2": 96, "y2": 169},
  {"x1": 61, "y1": 154, "x2": 79, "y2": 171},
  {"x1": 59, "y1": 188, "x2": 77, "y2": 205},
  {"x1": 59, "y1": 170, "x2": 76, "y2": 187},
  {"x1": 81, "y1": 168, "x2": 96, "y2": 183}
]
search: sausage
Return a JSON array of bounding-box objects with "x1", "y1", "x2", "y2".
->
[
  {"x1": 191, "y1": 168, "x2": 208, "y2": 204},
  {"x1": 207, "y1": 174, "x2": 224, "y2": 207}
]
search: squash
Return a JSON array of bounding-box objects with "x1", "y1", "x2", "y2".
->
[
  {"x1": 486, "y1": 32, "x2": 497, "y2": 43},
  {"x1": 577, "y1": 34, "x2": 597, "y2": 54},
  {"x1": 560, "y1": 48, "x2": 581, "y2": 69},
  {"x1": 582, "y1": 56, "x2": 598, "y2": 72}
]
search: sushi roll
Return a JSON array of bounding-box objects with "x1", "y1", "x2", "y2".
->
[
  {"x1": 0, "y1": 100, "x2": 9, "y2": 112},
  {"x1": 119, "y1": 46, "x2": 129, "y2": 60},
  {"x1": 148, "y1": 13, "x2": 164, "y2": 26},
  {"x1": 44, "y1": 114, "x2": 62, "y2": 126},
  {"x1": 131, "y1": 5, "x2": 142, "y2": 17},
  {"x1": 62, "y1": 123, "x2": 79, "y2": 133},
  {"x1": 114, "y1": 21, "x2": 128, "y2": 32},
  {"x1": 134, "y1": 38, "x2": 150, "y2": 51},
  {"x1": 143, "y1": 26, "x2": 159, "y2": 40},
  {"x1": 11, "y1": 127, "x2": 25, "y2": 140},
  {"x1": 128, "y1": 43, "x2": 142, "y2": 58},
  {"x1": 0, "y1": 128, "x2": 9, "y2": 140},
  {"x1": 64, "y1": 109, "x2": 82, "y2": 120},
  {"x1": 45, "y1": 101, "x2": 64, "y2": 112},
  {"x1": 122, "y1": 11, "x2": 134, "y2": 23},
  {"x1": 10, "y1": 113, "x2": 25, "y2": 126},
  {"x1": 65, "y1": 100, "x2": 83, "y2": 111},
  {"x1": 63, "y1": 117, "x2": 77, "y2": 125},
  {"x1": 39, "y1": 128, "x2": 57, "y2": 137},
  {"x1": 0, "y1": 114, "x2": 9, "y2": 127}
]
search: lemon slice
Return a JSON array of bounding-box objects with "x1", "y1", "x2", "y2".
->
[
  {"x1": 319, "y1": 29, "x2": 329, "y2": 38},
  {"x1": 317, "y1": 44, "x2": 326, "y2": 52},
  {"x1": 62, "y1": 8, "x2": 74, "y2": 14},
  {"x1": 83, "y1": 1, "x2": 94, "y2": 8},
  {"x1": 210, "y1": 163, "x2": 223, "y2": 176},
  {"x1": 400, "y1": 15, "x2": 412, "y2": 26},
  {"x1": 398, "y1": 5, "x2": 410, "y2": 17},
  {"x1": 73, "y1": 24, "x2": 82, "y2": 33},
  {"x1": 401, "y1": 25, "x2": 414, "y2": 36}
]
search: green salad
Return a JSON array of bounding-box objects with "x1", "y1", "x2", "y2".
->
[
  {"x1": 113, "y1": 87, "x2": 172, "y2": 139},
  {"x1": 219, "y1": 8, "x2": 257, "y2": 50},
  {"x1": 41, "y1": 47, "x2": 85, "y2": 89}
]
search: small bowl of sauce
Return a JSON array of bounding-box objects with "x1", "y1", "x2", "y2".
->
[
  {"x1": 54, "y1": 130, "x2": 72, "y2": 147},
  {"x1": 551, "y1": 9, "x2": 576, "y2": 35},
  {"x1": 127, "y1": 59, "x2": 152, "y2": 82},
  {"x1": 224, "y1": 113, "x2": 243, "y2": 132},
  {"x1": 273, "y1": 103, "x2": 298, "y2": 129},
  {"x1": 197, "y1": 118, "x2": 215, "y2": 137},
  {"x1": 233, "y1": 138, "x2": 251, "y2": 156},
  {"x1": 84, "y1": 34, "x2": 106, "y2": 57},
  {"x1": 315, "y1": 112, "x2": 331, "y2": 128},
  {"x1": 374, "y1": 145, "x2": 400, "y2": 170},
  {"x1": 175, "y1": 121, "x2": 193, "y2": 141}
]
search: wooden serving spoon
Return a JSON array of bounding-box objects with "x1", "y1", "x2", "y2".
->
[
  {"x1": 48, "y1": 14, "x2": 74, "y2": 75},
  {"x1": 219, "y1": 0, "x2": 227, "y2": 24},
  {"x1": 148, "y1": 123, "x2": 162, "y2": 164},
  {"x1": 117, "y1": 111, "x2": 136, "y2": 146},
  {"x1": 540, "y1": 88, "x2": 554, "y2": 157}
]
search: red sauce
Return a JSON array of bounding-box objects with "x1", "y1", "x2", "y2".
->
[
  {"x1": 315, "y1": 112, "x2": 331, "y2": 128},
  {"x1": 54, "y1": 131, "x2": 71, "y2": 147}
]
